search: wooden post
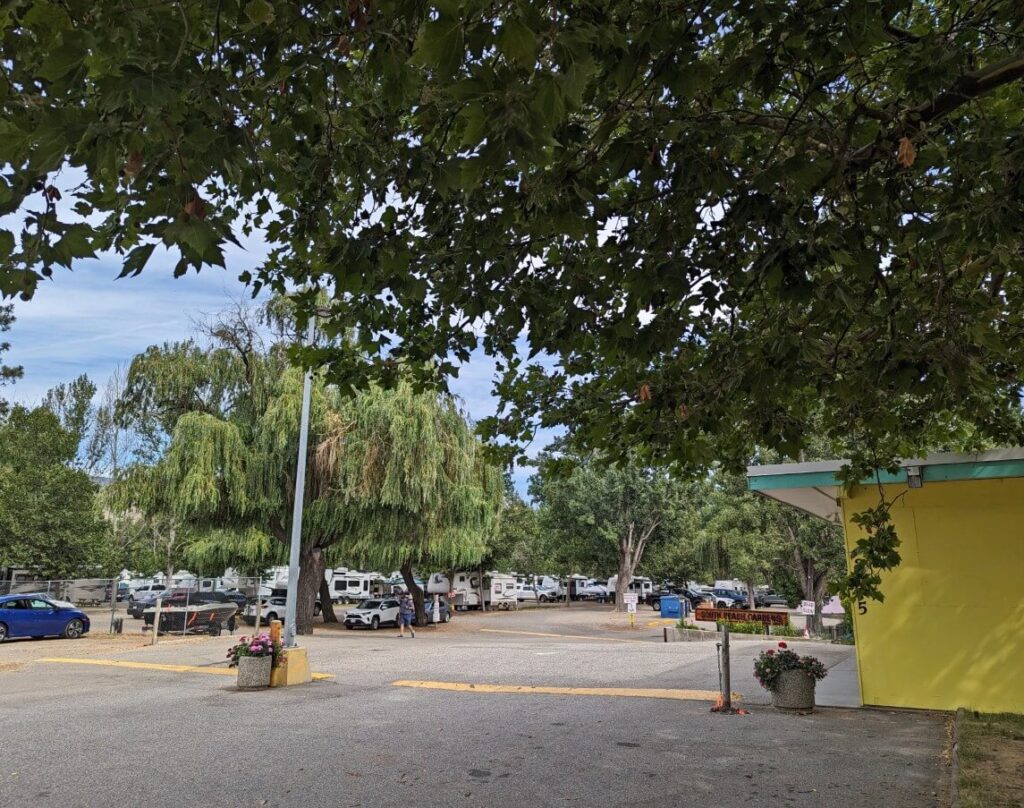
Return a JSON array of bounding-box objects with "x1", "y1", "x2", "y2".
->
[
  {"x1": 269, "y1": 619, "x2": 282, "y2": 646},
  {"x1": 721, "y1": 623, "x2": 731, "y2": 710}
]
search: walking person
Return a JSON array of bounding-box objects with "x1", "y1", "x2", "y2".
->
[{"x1": 398, "y1": 590, "x2": 416, "y2": 638}]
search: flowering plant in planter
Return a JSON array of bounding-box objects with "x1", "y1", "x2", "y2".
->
[
  {"x1": 227, "y1": 634, "x2": 282, "y2": 668},
  {"x1": 753, "y1": 642, "x2": 827, "y2": 692}
]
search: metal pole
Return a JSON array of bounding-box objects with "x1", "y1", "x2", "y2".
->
[
  {"x1": 721, "y1": 623, "x2": 731, "y2": 710},
  {"x1": 109, "y1": 577, "x2": 117, "y2": 633},
  {"x1": 151, "y1": 597, "x2": 162, "y2": 646},
  {"x1": 284, "y1": 317, "x2": 315, "y2": 648},
  {"x1": 253, "y1": 576, "x2": 262, "y2": 636}
]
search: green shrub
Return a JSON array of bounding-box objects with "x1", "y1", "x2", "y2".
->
[
  {"x1": 722, "y1": 620, "x2": 768, "y2": 635},
  {"x1": 769, "y1": 623, "x2": 800, "y2": 637}
]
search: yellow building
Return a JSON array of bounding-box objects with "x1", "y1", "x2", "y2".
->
[{"x1": 748, "y1": 449, "x2": 1024, "y2": 714}]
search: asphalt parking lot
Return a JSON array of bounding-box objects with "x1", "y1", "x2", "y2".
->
[{"x1": 0, "y1": 605, "x2": 948, "y2": 808}]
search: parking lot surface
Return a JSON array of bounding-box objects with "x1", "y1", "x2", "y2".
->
[{"x1": 0, "y1": 605, "x2": 947, "y2": 808}]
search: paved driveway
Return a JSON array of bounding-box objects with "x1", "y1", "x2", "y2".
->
[{"x1": 0, "y1": 608, "x2": 947, "y2": 808}]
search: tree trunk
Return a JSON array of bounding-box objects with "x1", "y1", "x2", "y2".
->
[
  {"x1": 614, "y1": 521, "x2": 655, "y2": 612},
  {"x1": 318, "y1": 578, "x2": 338, "y2": 623},
  {"x1": 564, "y1": 571, "x2": 571, "y2": 608},
  {"x1": 747, "y1": 579, "x2": 757, "y2": 609},
  {"x1": 401, "y1": 561, "x2": 427, "y2": 626},
  {"x1": 295, "y1": 544, "x2": 324, "y2": 635},
  {"x1": 478, "y1": 565, "x2": 487, "y2": 612}
]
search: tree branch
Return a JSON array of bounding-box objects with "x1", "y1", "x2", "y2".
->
[{"x1": 847, "y1": 54, "x2": 1024, "y2": 169}]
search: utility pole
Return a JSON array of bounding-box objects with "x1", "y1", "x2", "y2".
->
[{"x1": 283, "y1": 317, "x2": 315, "y2": 648}]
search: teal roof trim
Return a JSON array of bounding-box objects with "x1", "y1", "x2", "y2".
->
[
  {"x1": 748, "y1": 459, "x2": 1024, "y2": 492},
  {"x1": 922, "y1": 460, "x2": 1024, "y2": 482}
]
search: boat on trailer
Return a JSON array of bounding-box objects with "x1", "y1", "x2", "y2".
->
[{"x1": 143, "y1": 602, "x2": 239, "y2": 635}]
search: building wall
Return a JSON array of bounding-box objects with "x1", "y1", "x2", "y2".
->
[{"x1": 842, "y1": 479, "x2": 1024, "y2": 713}]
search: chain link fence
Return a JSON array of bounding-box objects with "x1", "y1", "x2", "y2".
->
[{"x1": 0, "y1": 575, "x2": 270, "y2": 638}]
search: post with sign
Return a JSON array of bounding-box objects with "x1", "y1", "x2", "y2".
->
[
  {"x1": 624, "y1": 593, "x2": 638, "y2": 628},
  {"x1": 799, "y1": 600, "x2": 816, "y2": 638}
]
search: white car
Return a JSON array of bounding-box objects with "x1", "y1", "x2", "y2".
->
[
  {"x1": 344, "y1": 598, "x2": 401, "y2": 630},
  {"x1": 243, "y1": 595, "x2": 287, "y2": 626},
  {"x1": 515, "y1": 583, "x2": 539, "y2": 602},
  {"x1": 241, "y1": 595, "x2": 322, "y2": 626},
  {"x1": 128, "y1": 583, "x2": 167, "y2": 603}
]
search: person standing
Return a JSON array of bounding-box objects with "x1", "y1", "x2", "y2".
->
[{"x1": 398, "y1": 591, "x2": 416, "y2": 638}]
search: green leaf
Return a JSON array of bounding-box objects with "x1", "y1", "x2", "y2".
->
[
  {"x1": 244, "y1": 0, "x2": 275, "y2": 25},
  {"x1": 37, "y1": 36, "x2": 86, "y2": 82},
  {"x1": 498, "y1": 18, "x2": 537, "y2": 70},
  {"x1": 119, "y1": 243, "x2": 156, "y2": 278},
  {"x1": 413, "y1": 16, "x2": 464, "y2": 75}
]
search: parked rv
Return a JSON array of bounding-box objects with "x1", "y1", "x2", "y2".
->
[
  {"x1": 329, "y1": 571, "x2": 379, "y2": 604},
  {"x1": 606, "y1": 575, "x2": 654, "y2": 603},
  {"x1": 450, "y1": 571, "x2": 518, "y2": 610}
]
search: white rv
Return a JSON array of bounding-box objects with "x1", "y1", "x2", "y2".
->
[
  {"x1": 450, "y1": 571, "x2": 518, "y2": 610},
  {"x1": 329, "y1": 570, "x2": 380, "y2": 603},
  {"x1": 605, "y1": 575, "x2": 654, "y2": 603}
]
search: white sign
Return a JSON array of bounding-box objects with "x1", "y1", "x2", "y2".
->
[
  {"x1": 799, "y1": 600, "x2": 816, "y2": 616},
  {"x1": 626, "y1": 602, "x2": 637, "y2": 614},
  {"x1": 622, "y1": 593, "x2": 639, "y2": 605}
]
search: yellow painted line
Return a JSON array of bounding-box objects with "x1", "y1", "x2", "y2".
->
[
  {"x1": 479, "y1": 628, "x2": 651, "y2": 645},
  {"x1": 646, "y1": 619, "x2": 677, "y2": 627},
  {"x1": 38, "y1": 657, "x2": 334, "y2": 681},
  {"x1": 393, "y1": 680, "x2": 738, "y2": 702}
]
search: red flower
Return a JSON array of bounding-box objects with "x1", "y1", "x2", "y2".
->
[
  {"x1": 766, "y1": 649, "x2": 775, "y2": 655},
  {"x1": 777, "y1": 641, "x2": 788, "y2": 649}
]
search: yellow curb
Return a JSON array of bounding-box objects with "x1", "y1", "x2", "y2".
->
[
  {"x1": 479, "y1": 628, "x2": 652, "y2": 645},
  {"x1": 393, "y1": 679, "x2": 740, "y2": 702},
  {"x1": 37, "y1": 657, "x2": 333, "y2": 681}
]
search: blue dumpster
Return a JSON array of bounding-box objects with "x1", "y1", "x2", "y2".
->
[{"x1": 660, "y1": 595, "x2": 681, "y2": 619}]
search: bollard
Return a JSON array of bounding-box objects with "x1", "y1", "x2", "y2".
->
[{"x1": 269, "y1": 619, "x2": 282, "y2": 645}]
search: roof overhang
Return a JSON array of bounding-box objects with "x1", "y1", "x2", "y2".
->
[{"x1": 746, "y1": 447, "x2": 1024, "y2": 522}]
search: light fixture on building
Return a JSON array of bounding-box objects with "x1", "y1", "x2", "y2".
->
[{"x1": 906, "y1": 465, "x2": 923, "y2": 489}]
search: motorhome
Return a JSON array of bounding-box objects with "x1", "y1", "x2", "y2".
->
[
  {"x1": 450, "y1": 571, "x2": 518, "y2": 610},
  {"x1": 605, "y1": 575, "x2": 654, "y2": 603},
  {"x1": 328, "y1": 570, "x2": 381, "y2": 603}
]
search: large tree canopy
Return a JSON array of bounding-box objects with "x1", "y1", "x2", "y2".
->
[
  {"x1": 2, "y1": 0, "x2": 1021, "y2": 471},
  {"x1": 3, "y1": 2, "x2": 1022, "y2": 600}
]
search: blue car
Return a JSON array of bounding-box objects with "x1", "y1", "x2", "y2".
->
[{"x1": 0, "y1": 594, "x2": 90, "y2": 642}]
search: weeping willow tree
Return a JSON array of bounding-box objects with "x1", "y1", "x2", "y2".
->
[
  {"x1": 316, "y1": 382, "x2": 504, "y2": 624},
  {"x1": 115, "y1": 301, "x2": 502, "y2": 633}
]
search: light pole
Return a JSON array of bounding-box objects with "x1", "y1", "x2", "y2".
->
[{"x1": 283, "y1": 316, "x2": 315, "y2": 648}]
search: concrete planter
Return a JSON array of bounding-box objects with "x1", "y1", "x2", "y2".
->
[
  {"x1": 771, "y1": 669, "x2": 816, "y2": 711},
  {"x1": 236, "y1": 655, "x2": 273, "y2": 689}
]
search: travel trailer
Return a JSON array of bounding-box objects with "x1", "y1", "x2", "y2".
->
[
  {"x1": 450, "y1": 571, "x2": 518, "y2": 610},
  {"x1": 605, "y1": 575, "x2": 654, "y2": 603}
]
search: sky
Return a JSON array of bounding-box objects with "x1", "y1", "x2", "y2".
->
[{"x1": 4, "y1": 251, "x2": 550, "y2": 497}]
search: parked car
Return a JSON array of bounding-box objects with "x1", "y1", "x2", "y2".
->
[
  {"x1": 127, "y1": 583, "x2": 167, "y2": 603},
  {"x1": 344, "y1": 598, "x2": 401, "y2": 630},
  {"x1": 754, "y1": 589, "x2": 788, "y2": 608},
  {"x1": 646, "y1": 587, "x2": 706, "y2": 611},
  {"x1": 709, "y1": 588, "x2": 750, "y2": 609},
  {"x1": 128, "y1": 587, "x2": 191, "y2": 619},
  {"x1": 515, "y1": 583, "x2": 539, "y2": 602},
  {"x1": 536, "y1": 586, "x2": 562, "y2": 603},
  {"x1": 243, "y1": 595, "x2": 287, "y2": 626},
  {"x1": 0, "y1": 594, "x2": 90, "y2": 642},
  {"x1": 423, "y1": 596, "x2": 452, "y2": 623},
  {"x1": 215, "y1": 589, "x2": 249, "y2": 610}
]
